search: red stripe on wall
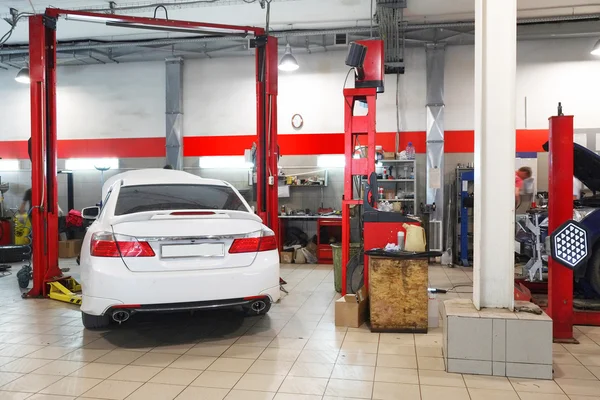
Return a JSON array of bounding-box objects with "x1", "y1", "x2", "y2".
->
[{"x1": 0, "y1": 129, "x2": 550, "y2": 159}]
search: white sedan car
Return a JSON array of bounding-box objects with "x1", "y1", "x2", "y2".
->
[{"x1": 79, "y1": 169, "x2": 280, "y2": 329}]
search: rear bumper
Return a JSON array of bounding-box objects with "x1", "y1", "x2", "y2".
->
[
  {"x1": 80, "y1": 251, "x2": 280, "y2": 316},
  {"x1": 109, "y1": 296, "x2": 271, "y2": 314}
]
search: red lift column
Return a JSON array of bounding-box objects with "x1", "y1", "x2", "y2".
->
[{"x1": 547, "y1": 114, "x2": 575, "y2": 341}]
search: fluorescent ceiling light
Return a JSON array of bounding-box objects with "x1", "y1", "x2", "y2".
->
[
  {"x1": 0, "y1": 159, "x2": 20, "y2": 171},
  {"x1": 592, "y1": 39, "x2": 600, "y2": 55},
  {"x1": 279, "y1": 44, "x2": 299, "y2": 72},
  {"x1": 199, "y1": 156, "x2": 253, "y2": 169},
  {"x1": 15, "y1": 67, "x2": 30, "y2": 84},
  {"x1": 65, "y1": 158, "x2": 119, "y2": 171},
  {"x1": 317, "y1": 155, "x2": 345, "y2": 168}
]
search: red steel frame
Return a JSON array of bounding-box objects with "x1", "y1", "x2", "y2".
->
[
  {"x1": 341, "y1": 88, "x2": 377, "y2": 296},
  {"x1": 27, "y1": 9, "x2": 278, "y2": 298}
]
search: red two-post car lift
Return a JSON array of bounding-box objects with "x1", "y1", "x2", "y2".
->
[{"x1": 26, "y1": 9, "x2": 279, "y2": 298}]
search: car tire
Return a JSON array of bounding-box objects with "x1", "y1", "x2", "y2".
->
[
  {"x1": 586, "y1": 246, "x2": 600, "y2": 297},
  {"x1": 82, "y1": 312, "x2": 110, "y2": 330},
  {"x1": 244, "y1": 299, "x2": 271, "y2": 316}
]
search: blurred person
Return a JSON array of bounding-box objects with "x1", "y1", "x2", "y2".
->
[{"x1": 515, "y1": 166, "x2": 533, "y2": 213}]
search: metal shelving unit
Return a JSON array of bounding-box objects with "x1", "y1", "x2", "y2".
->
[
  {"x1": 453, "y1": 166, "x2": 474, "y2": 266},
  {"x1": 377, "y1": 159, "x2": 417, "y2": 215}
]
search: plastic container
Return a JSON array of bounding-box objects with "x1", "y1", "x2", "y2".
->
[
  {"x1": 406, "y1": 142, "x2": 415, "y2": 160},
  {"x1": 397, "y1": 231, "x2": 405, "y2": 250},
  {"x1": 331, "y1": 243, "x2": 362, "y2": 293},
  {"x1": 403, "y1": 223, "x2": 426, "y2": 252}
]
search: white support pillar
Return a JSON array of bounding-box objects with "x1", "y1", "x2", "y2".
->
[{"x1": 473, "y1": 0, "x2": 517, "y2": 310}]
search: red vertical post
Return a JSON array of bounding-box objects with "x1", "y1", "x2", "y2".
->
[
  {"x1": 265, "y1": 36, "x2": 279, "y2": 242},
  {"x1": 27, "y1": 15, "x2": 48, "y2": 298},
  {"x1": 341, "y1": 92, "x2": 354, "y2": 296},
  {"x1": 547, "y1": 115, "x2": 575, "y2": 341},
  {"x1": 255, "y1": 42, "x2": 266, "y2": 224}
]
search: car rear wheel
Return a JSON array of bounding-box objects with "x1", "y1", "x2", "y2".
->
[
  {"x1": 586, "y1": 246, "x2": 600, "y2": 297},
  {"x1": 82, "y1": 312, "x2": 111, "y2": 330},
  {"x1": 244, "y1": 299, "x2": 271, "y2": 316}
]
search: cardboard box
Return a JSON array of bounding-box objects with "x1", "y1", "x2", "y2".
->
[
  {"x1": 280, "y1": 250, "x2": 294, "y2": 264},
  {"x1": 335, "y1": 286, "x2": 368, "y2": 328},
  {"x1": 58, "y1": 239, "x2": 82, "y2": 258},
  {"x1": 294, "y1": 248, "x2": 306, "y2": 264},
  {"x1": 383, "y1": 152, "x2": 396, "y2": 160}
]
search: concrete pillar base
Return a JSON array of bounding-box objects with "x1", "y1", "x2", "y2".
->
[{"x1": 442, "y1": 299, "x2": 552, "y2": 379}]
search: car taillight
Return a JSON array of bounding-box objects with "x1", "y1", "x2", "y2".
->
[
  {"x1": 90, "y1": 232, "x2": 155, "y2": 258},
  {"x1": 229, "y1": 232, "x2": 277, "y2": 254}
]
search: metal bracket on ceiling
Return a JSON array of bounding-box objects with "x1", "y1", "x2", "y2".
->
[
  {"x1": 109, "y1": 1, "x2": 117, "y2": 14},
  {"x1": 43, "y1": 15, "x2": 57, "y2": 30},
  {"x1": 250, "y1": 35, "x2": 268, "y2": 49}
]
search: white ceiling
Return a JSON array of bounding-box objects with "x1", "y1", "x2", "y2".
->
[{"x1": 2, "y1": 0, "x2": 600, "y2": 45}]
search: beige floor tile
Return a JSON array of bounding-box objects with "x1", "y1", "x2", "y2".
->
[
  {"x1": 330, "y1": 364, "x2": 375, "y2": 381},
  {"x1": 344, "y1": 332, "x2": 379, "y2": 343},
  {"x1": 337, "y1": 351, "x2": 377, "y2": 367},
  {"x1": 417, "y1": 356, "x2": 445, "y2": 371},
  {"x1": 510, "y1": 378, "x2": 564, "y2": 394},
  {"x1": 468, "y1": 388, "x2": 519, "y2": 400},
  {"x1": 131, "y1": 352, "x2": 180, "y2": 368},
  {"x1": 80, "y1": 379, "x2": 143, "y2": 400},
  {"x1": 273, "y1": 394, "x2": 322, "y2": 400},
  {"x1": 288, "y1": 362, "x2": 334, "y2": 378},
  {"x1": 414, "y1": 335, "x2": 443, "y2": 347},
  {"x1": 236, "y1": 336, "x2": 274, "y2": 348},
  {"x1": 258, "y1": 348, "x2": 301, "y2": 362},
  {"x1": 421, "y1": 385, "x2": 470, "y2": 400},
  {"x1": 589, "y1": 366, "x2": 600, "y2": 379},
  {"x1": 0, "y1": 357, "x2": 52, "y2": 373},
  {"x1": 125, "y1": 382, "x2": 186, "y2": 400},
  {"x1": 149, "y1": 368, "x2": 201, "y2": 386},
  {"x1": 191, "y1": 370, "x2": 243, "y2": 389},
  {"x1": 279, "y1": 376, "x2": 328, "y2": 395},
  {"x1": 372, "y1": 382, "x2": 420, "y2": 400},
  {"x1": 553, "y1": 353, "x2": 582, "y2": 365},
  {"x1": 374, "y1": 366, "x2": 419, "y2": 384},
  {"x1": 207, "y1": 358, "x2": 254, "y2": 373},
  {"x1": 222, "y1": 345, "x2": 265, "y2": 360},
  {"x1": 234, "y1": 373, "x2": 285, "y2": 392},
  {"x1": 416, "y1": 346, "x2": 443, "y2": 357},
  {"x1": 310, "y1": 331, "x2": 347, "y2": 342},
  {"x1": 463, "y1": 375, "x2": 513, "y2": 390},
  {"x1": 325, "y1": 379, "x2": 373, "y2": 399},
  {"x1": 516, "y1": 394, "x2": 569, "y2": 400},
  {"x1": 39, "y1": 376, "x2": 102, "y2": 397},
  {"x1": 377, "y1": 343, "x2": 415, "y2": 356},
  {"x1": 25, "y1": 347, "x2": 73, "y2": 360},
  {"x1": 175, "y1": 386, "x2": 230, "y2": 400},
  {"x1": 33, "y1": 360, "x2": 87, "y2": 376},
  {"x1": 553, "y1": 364, "x2": 597, "y2": 380},
  {"x1": 70, "y1": 363, "x2": 125, "y2": 379},
  {"x1": 186, "y1": 344, "x2": 230, "y2": 357},
  {"x1": 378, "y1": 334, "x2": 415, "y2": 345},
  {"x1": 248, "y1": 360, "x2": 294, "y2": 376},
  {"x1": 169, "y1": 355, "x2": 216, "y2": 371},
  {"x1": 563, "y1": 344, "x2": 600, "y2": 355},
  {"x1": 0, "y1": 391, "x2": 31, "y2": 400},
  {"x1": 60, "y1": 349, "x2": 110, "y2": 363},
  {"x1": 224, "y1": 389, "x2": 275, "y2": 400},
  {"x1": 296, "y1": 350, "x2": 339, "y2": 364},
  {"x1": 0, "y1": 345, "x2": 45, "y2": 358},
  {"x1": 555, "y1": 378, "x2": 600, "y2": 396},
  {"x1": 267, "y1": 338, "x2": 308, "y2": 350},
  {"x1": 376, "y1": 354, "x2": 417, "y2": 369},
  {"x1": 340, "y1": 341, "x2": 378, "y2": 354},
  {"x1": 0, "y1": 372, "x2": 24, "y2": 386},
  {"x1": 108, "y1": 365, "x2": 162, "y2": 382},
  {"x1": 569, "y1": 396, "x2": 600, "y2": 400},
  {"x1": 1, "y1": 373, "x2": 62, "y2": 393},
  {"x1": 94, "y1": 350, "x2": 143, "y2": 365},
  {"x1": 419, "y1": 370, "x2": 465, "y2": 387},
  {"x1": 575, "y1": 355, "x2": 600, "y2": 367},
  {"x1": 303, "y1": 340, "x2": 343, "y2": 352},
  {"x1": 0, "y1": 357, "x2": 18, "y2": 367},
  {"x1": 150, "y1": 344, "x2": 194, "y2": 355}
]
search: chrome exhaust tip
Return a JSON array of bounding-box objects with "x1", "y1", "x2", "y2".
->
[
  {"x1": 112, "y1": 310, "x2": 130, "y2": 324},
  {"x1": 250, "y1": 300, "x2": 267, "y2": 313}
]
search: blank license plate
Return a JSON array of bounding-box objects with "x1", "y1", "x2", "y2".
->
[{"x1": 162, "y1": 243, "x2": 224, "y2": 258}]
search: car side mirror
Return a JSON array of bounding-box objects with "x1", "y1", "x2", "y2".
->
[{"x1": 82, "y1": 206, "x2": 100, "y2": 220}]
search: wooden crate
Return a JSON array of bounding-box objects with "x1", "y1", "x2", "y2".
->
[{"x1": 369, "y1": 256, "x2": 428, "y2": 333}]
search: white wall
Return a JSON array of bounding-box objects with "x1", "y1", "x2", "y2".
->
[{"x1": 2, "y1": 37, "x2": 600, "y2": 142}]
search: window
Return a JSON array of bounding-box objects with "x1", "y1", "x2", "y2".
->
[
  {"x1": 114, "y1": 184, "x2": 248, "y2": 216},
  {"x1": 317, "y1": 155, "x2": 345, "y2": 168},
  {"x1": 65, "y1": 158, "x2": 119, "y2": 171},
  {"x1": 0, "y1": 159, "x2": 20, "y2": 171},
  {"x1": 199, "y1": 156, "x2": 252, "y2": 169}
]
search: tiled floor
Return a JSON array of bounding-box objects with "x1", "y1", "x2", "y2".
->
[{"x1": 0, "y1": 261, "x2": 599, "y2": 400}]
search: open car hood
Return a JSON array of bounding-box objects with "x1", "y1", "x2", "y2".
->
[{"x1": 542, "y1": 141, "x2": 600, "y2": 193}]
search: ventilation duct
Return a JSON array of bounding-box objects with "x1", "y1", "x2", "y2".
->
[{"x1": 376, "y1": 0, "x2": 407, "y2": 74}]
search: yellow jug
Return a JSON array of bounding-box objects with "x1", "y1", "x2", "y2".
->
[
  {"x1": 14, "y1": 214, "x2": 31, "y2": 245},
  {"x1": 403, "y1": 223, "x2": 426, "y2": 252}
]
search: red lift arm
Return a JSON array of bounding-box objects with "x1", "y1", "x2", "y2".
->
[{"x1": 27, "y1": 9, "x2": 278, "y2": 297}]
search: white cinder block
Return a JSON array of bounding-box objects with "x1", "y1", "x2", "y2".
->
[
  {"x1": 492, "y1": 362, "x2": 506, "y2": 376},
  {"x1": 447, "y1": 316, "x2": 492, "y2": 361},
  {"x1": 492, "y1": 319, "x2": 506, "y2": 362},
  {"x1": 506, "y1": 319, "x2": 552, "y2": 365},
  {"x1": 447, "y1": 359, "x2": 492, "y2": 375},
  {"x1": 506, "y1": 362, "x2": 552, "y2": 380}
]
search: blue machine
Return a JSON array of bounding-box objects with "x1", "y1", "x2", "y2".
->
[{"x1": 459, "y1": 170, "x2": 474, "y2": 267}]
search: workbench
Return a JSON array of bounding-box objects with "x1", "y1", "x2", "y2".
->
[{"x1": 279, "y1": 215, "x2": 342, "y2": 264}]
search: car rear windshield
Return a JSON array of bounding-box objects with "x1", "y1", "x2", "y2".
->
[{"x1": 114, "y1": 184, "x2": 248, "y2": 215}]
